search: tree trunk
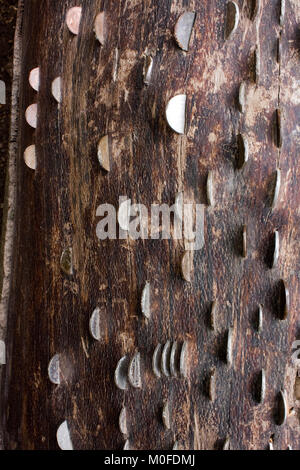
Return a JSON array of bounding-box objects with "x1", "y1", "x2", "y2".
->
[{"x1": 1, "y1": 0, "x2": 300, "y2": 450}]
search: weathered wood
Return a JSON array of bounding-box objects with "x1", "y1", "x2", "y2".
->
[{"x1": 1, "y1": 0, "x2": 300, "y2": 450}]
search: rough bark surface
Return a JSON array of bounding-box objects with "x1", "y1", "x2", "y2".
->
[
  {"x1": 0, "y1": 0, "x2": 17, "y2": 230},
  {"x1": 1, "y1": 0, "x2": 300, "y2": 450}
]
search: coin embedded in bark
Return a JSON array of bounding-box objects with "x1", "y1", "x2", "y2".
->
[
  {"x1": 66, "y1": 7, "x2": 82, "y2": 35},
  {"x1": 207, "y1": 171, "x2": 215, "y2": 206},
  {"x1": 89, "y1": 307, "x2": 101, "y2": 341},
  {"x1": 24, "y1": 145, "x2": 36, "y2": 170},
  {"x1": 52, "y1": 77, "x2": 62, "y2": 104},
  {"x1": 119, "y1": 407, "x2": 128, "y2": 437},
  {"x1": 271, "y1": 169, "x2": 281, "y2": 210},
  {"x1": 210, "y1": 301, "x2": 217, "y2": 330},
  {"x1": 152, "y1": 344, "x2": 162, "y2": 378},
  {"x1": 25, "y1": 104, "x2": 37, "y2": 128},
  {"x1": 128, "y1": 352, "x2": 142, "y2": 389},
  {"x1": 161, "y1": 341, "x2": 172, "y2": 377},
  {"x1": 174, "y1": 12, "x2": 196, "y2": 51},
  {"x1": 280, "y1": 0, "x2": 285, "y2": 26},
  {"x1": 166, "y1": 94, "x2": 186, "y2": 134},
  {"x1": 0, "y1": 340, "x2": 6, "y2": 365},
  {"x1": 141, "y1": 282, "x2": 151, "y2": 319},
  {"x1": 226, "y1": 328, "x2": 233, "y2": 366},
  {"x1": 170, "y1": 341, "x2": 179, "y2": 377},
  {"x1": 95, "y1": 12, "x2": 106, "y2": 45},
  {"x1": 123, "y1": 440, "x2": 130, "y2": 450},
  {"x1": 98, "y1": 135, "x2": 110, "y2": 172},
  {"x1": 175, "y1": 192, "x2": 184, "y2": 222},
  {"x1": 143, "y1": 55, "x2": 153, "y2": 85},
  {"x1": 114, "y1": 356, "x2": 129, "y2": 390},
  {"x1": 57, "y1": 421, "x2": 73, "y2": 450},
  {"x1": 118, "y1": 199, "x2": 131, "y2": 231},
  {"x1": 223, "y1": 437, "x2": 230, "y2": 450},
  {"x1": 0, "y1": 81, "x2": 5, "y2": 104},
  {"x1": 181, "y1": 251, "x2": 193, "y2": 282},
  {"x1": 271, "y1": 230, "x2": 280, "y2": 269},
  {"x1": 48, "y1": 354, "x2": 61, "y2": 385},
  {"x1": 179, "y1": 341, "x2": 188, "y2": 378},
  {"x1": 29, "y1": 67, "x2": 40, "y2": 91}
]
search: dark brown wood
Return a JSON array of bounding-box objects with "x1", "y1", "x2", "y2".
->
[
  {"x1": 1, "y1": 0, "x2": 300, "y2": 450},
  {"x1": 0, "y1": 0, "x2": 17, "y2": 230}
]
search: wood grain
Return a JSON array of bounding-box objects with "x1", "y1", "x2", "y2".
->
[{"x1": 0, "y1": 0, "x2": 300, "y2": 450}]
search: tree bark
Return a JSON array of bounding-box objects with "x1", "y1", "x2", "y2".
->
[{"x1": 1, "y1": 0, "x2": 300, "y2": 450}]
